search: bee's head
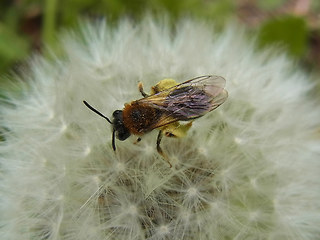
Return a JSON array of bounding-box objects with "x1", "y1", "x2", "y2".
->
[
  {"x1": 83, "y1": 101, "x2": 130, "y2": 151},
  {"x1": 112, "y1": 110, "x2": 131, "y2": 141}
]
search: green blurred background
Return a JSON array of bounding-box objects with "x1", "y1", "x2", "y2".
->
[{"x1": 0, "y1": 0, "x2": 319, "y2": 79}]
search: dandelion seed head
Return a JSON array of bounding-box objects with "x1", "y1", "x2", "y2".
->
[
  {"x1": 83, "y1": 146, "x2": 91, "y2": 156},
  {"x1": 127, "y1": 204, "x2": 138, "y2": 216},
  {"x1": 143, "y1": 144, "x2": 154, "y2": 156},
  {"x1": 234, "y1": 136, "x2": 245, "y2": 145},
  {"x1": 186, "y1": 187, "x2": 198, "y2": 197},
  {"x1": 158, "y1": 225, "x2": 170, "y2": 235},
  {"x1": 115, "y1": 162, "x2": 126, "y2": 172},
  {"x1": 0, "y1": 17, "x2": 320, "y2": 240}
]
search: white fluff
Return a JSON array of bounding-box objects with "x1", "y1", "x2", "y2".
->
[{"x1": 0, "y1": 17, "x2": 320, "y2": 240}]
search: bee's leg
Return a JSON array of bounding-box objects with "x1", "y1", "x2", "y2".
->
[
  {"x1": 156, "y1": 130, "x2": 172, "y2": 168},
  {"x1": 138, "y1": 82, "x2": 149, "y2": 97},
  {"x1": 134, "y1": 137, "x2": 142, "y2": 144},
  {"x1": 163, "y1": 121, "x2": 192, "y2": 139}
]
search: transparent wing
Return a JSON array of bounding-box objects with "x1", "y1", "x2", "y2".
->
[{"x1": 136, "y1": 75, "x2": 228, "y2": 129}]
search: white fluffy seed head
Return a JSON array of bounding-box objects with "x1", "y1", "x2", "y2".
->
[{"x1": 0, "y1": 17, "x2": 320, "y2": 240}]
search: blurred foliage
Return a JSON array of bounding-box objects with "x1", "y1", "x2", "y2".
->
[
  {"x1": 0, "y1": 21, "x2": 30, "y2": 73},
  {"x1": 257, "y1": 0, "x2": 287, "y2": 10},
  {"x1": 0, "y1": 0, "x2": 236, "y2": 76},
  {"x1": 0, "y1": 0, "x2": 319, "y2": 78},
  {"x1": 258, "y1": 16, "x2": 308, "y2": 57}
]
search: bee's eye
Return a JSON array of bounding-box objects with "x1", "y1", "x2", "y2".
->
[{"x1": 113, "y1": 110, "x2": 122, "y2": 118}]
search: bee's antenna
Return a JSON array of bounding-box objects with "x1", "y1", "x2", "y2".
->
[{"x1": 83, "y1": 100, "x2": 112, "y2": 124}]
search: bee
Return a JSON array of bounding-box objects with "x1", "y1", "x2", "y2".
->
[{"x1": 83, "y1": 75, "x2": 228, "y2": 167}]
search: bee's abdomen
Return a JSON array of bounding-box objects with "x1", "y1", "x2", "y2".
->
[{"x1": 122, "y1": 102, "x2": 161, "y2": 135}]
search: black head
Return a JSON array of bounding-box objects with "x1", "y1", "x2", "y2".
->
[
  {"x1": 83, "y1": 101, "x2": 130, "y2": 151},
  {"x1": 112, "y1": 110, "x2": 131, "y2": 141}
]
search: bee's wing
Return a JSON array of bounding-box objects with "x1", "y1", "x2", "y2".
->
[
  {"x1": 137, "y1": 75, "x2": 228, "y2": 129},
  {"x1": 178, "y1": 75, "x2": 226, "y2": 93}
]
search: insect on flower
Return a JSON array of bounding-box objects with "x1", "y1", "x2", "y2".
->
[{"x1": 83, "y1": 75, "x2": 228, "y2": 167}]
